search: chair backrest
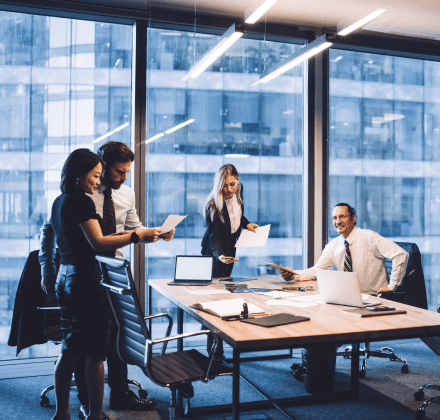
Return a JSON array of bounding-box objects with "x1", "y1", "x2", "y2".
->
[
  {"x1": 96, "y1": 255, "x2": 150, "y2": 373},
  {"x1": 384, "y1": 242, "x2": 428, "y2": 310}
]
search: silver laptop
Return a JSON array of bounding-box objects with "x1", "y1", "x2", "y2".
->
[
  {"x1": 316, "y1": 269, "x2": 380, "y2": 307},
  {"x1": 168, "y1": 256, "x2": 213, "y2": 286}
]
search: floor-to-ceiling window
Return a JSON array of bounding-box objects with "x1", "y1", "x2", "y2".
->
[
  {"x1": 0, "y1": 10, "x2": 133, "y2": 360},
  {"x1": 145, "y1": 27, "x2": 305, "y2": 341},
  {"x1": 329, "y1": 49, "x2": 440, "y2": 310}
]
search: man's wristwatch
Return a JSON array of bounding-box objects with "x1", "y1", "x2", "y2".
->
[{"x1": 131, "y1": 232, "x2": 140, "y2": 244}]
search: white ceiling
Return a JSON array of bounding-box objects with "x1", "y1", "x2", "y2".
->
[{"x1": 68, "y1": 0, "x2": 440, "y2": 40}]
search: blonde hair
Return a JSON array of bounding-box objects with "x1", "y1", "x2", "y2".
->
[{"x1": 205, "y1": 164, "x2": 242, "y2": 223}]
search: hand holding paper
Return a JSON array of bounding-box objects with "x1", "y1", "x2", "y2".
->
[
  {"x1": 160, "y1": 214, "x2": 187, "y2": 234},
  {"x1": 235, "y1": 224, "x2": 271, "y2": 248}
]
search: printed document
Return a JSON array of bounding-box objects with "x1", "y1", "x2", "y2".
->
[
  {"x1": 235, "y1": 224, "x2": 271, "y2": 248},
  {"x1": 160, "y1": 214, "x2": 187, "y2": 233}
]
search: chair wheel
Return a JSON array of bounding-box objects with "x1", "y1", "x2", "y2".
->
[
  {"x1": 138, "y1": 389, "x2": 148, "y2": 399},
  {"x1": 415, "y1": 410, "x2": 425, "y2": 419},
  {"x1": 414, "y1": 390, "x2": 424, "y2": 401},
  {"x1": 401, "y1": 365, "x2": 409, "y2": 373},
  {"x1": 359, "y1": 370, "x2": 366, "y2": 379},
  {"x1": 40, "y1": 395, "x2": 50, "y2": 406}
]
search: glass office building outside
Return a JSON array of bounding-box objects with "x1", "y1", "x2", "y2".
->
[
  {"x1": 144, "y1": 28, "x2": 305, "y2": 336},
  {"x1": 0, "y1": 11, "x2": 133, "y2": 360},
  {"x1": 0, "y1": 5, "x2": 439, "y2": 364},
  {"x1": 0, "y1": 11, "x2": 305, "y2": 359},
  {"x1": 329, "y1": 50, "x2": 440, "y2": 310}
]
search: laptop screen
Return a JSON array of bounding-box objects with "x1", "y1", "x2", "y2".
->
[{"x1": 175, "y1": 256, "x2": 213, "y2": 281}]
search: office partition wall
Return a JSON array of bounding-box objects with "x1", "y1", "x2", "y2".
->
[{"x1": 328, "y1": 49, "x2": 440, "y2": 310}]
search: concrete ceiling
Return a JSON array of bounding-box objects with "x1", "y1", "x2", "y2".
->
[{"x1": 69, "y1": 0, "x2": 440, "y2": 40}]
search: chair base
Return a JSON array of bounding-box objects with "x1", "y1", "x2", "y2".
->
[
  {"x1": 414, "y1": 385, "x2": 440, "y2": 419},
  {"x1": 337, "y1": 344, "x2": 408, "y2": 378}
]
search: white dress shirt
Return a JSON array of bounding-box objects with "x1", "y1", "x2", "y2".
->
[
  {"x1": 224, "y1": 195, "x2": 242, "y2": 234},
  {"x1": 297, "y1": 227, "x2": 409, "y2": 294},
  {"x1": 86, "y1": 183, "x2": 146, "y2": 259}
]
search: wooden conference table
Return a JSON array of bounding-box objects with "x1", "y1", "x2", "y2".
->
[{"x1": 149, "y1": 276, "x2": 440, "y2": 420}]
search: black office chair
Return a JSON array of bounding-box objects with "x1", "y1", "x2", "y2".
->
[
  {"x1": 96, "y1": 255, "x2": 232, "y2": 420},
  {"x1": 338, "y1": 242, "x2": 428, "y2": 378},
  {"x1": 413, "y1": 304, "x2": 440, "y2": 419},
  {"x1": 7, "y1": 250, "x2": 147, "y2": 407},
  {"x1": 38, "y1": 304, "x2": 77, "y2": 406}
]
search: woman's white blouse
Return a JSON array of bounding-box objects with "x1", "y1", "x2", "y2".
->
[{"x1": 225, "y1": 195, "x2": 242, "y2": 234}]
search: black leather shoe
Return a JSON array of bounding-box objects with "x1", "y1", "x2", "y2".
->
[
  {"x1": 109, "y1": 389, "x2": 157, "y2": 411},
  {"x1": 78, "y1": 405, "x2": 109, "y2": 420}
]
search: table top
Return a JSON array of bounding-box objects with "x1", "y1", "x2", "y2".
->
[{"x1": 149, "y1": 276, "x2": 440, "y2": 351}]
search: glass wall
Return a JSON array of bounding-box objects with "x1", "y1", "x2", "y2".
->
[
  {"x1": 0, "y1": 10, "x2": 133, "y2": 360},
  {"x1": 145, "y1": 28, "x2": 305, "y2": 340},
  {"x1": 329, "y1": 49, "x2": 440, "y2": 310}
]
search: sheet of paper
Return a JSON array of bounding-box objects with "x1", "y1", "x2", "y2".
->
[
  {"x1": 265, "y1": 300, "x2": 317, "y2": 308},
  {"x1": 235, "y1": 224, "x2": 271, "y2": 248},
  {"x1": 185, "y1": 288, "x2": 231, "y2": 295},
  {"x1": 286, "y1": 295, "x2": 322, "y2": 303},
  {"x1": 252, "y1": 290, "x2": 298, "y2": 298},
  {"x1": 160, "y1": 214, "x2": 187, "y2": 234}
]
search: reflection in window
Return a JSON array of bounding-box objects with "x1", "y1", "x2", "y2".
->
[
  {"x1": 0, "y1": 11, "x2": 133, "y2": 360},
  {"x1": 329, "y1": 49, "x2": 440, "y2": 310},
  {"x1": 145, "y1": 28, "x2": 305, "y2": 341}
]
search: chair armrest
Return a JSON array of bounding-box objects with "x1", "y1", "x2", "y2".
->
[
  {"x1": 143, "y1": 313, "x2": 173, "y2": 354},
  {"x1": 101, "y1": 282, "x2": 131, "y2": 295},
  {"x1": 145, "y1": 330, "x2": 218, "y2": 383},
  {"x1": 147, "y1": 329, "x2": 211, "y2": 346},
  {"x1": 37, "y1": 307, "x2": 61, "y2": 311}
]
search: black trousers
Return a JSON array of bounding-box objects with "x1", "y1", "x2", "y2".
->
[{"x1": 74, "y1": 303, "x2": 130, "y2": 402}]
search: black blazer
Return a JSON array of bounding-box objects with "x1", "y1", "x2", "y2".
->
[
  {"x1": 8, "y1": 250, "x2": 60, "y2": 356},
  {"x1": 201, "y1": 189, "x2": 250, "y2": 277}
]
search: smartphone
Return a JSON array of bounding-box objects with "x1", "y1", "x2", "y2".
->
[
  {"x1": 266, "y1": 263, "x2": 297, "y2": 274},
  {"x1": 366, "y1": 306, "x2": 395, "y2": 311}
]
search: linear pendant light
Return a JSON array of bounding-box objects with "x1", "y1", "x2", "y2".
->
[
  {"x1": 92, "y1": 122, "x2": 130, "y2": 143},
  {"x1": 182, "y1": 24, "x2": 243, "y2": 81},
  {"x1": 338, "y1": 9, "x2": 386, "y2": 36},
  {"x1": 253, "y1": 34, "x2": 332, "y2": 85},
  {"x1": 245, "y1": 0, "x2": 278, "y2": 24}
]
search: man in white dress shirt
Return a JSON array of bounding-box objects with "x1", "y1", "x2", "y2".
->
[
  {"x1": 39, "y1": 141, "x2": 174, "y2": 418},
  {"x1": 280, "y1": 203, "x2": 409, "y2": 295}
]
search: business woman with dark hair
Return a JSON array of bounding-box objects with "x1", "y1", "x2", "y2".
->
[{"x1": 51, "y1": 149, "x2": 145, "y2": 420}]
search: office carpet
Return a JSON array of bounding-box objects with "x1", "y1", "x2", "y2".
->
[{"x1": 0, "y1": 339, "x2": 439, "y2": 420}]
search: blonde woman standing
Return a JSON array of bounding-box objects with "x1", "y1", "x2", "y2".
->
[{"x1": 201, "y1": 164, "x2": 259, "y2": 278}]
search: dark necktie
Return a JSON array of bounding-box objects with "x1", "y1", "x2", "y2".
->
[
  {"x1": 344, "y1": 240, "x2": 353, "y2": 272},
  {"x1": 102, "y1": 188, "x2": 116, "y2": 257}
]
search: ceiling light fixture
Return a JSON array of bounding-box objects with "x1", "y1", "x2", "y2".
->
[
  {"x1": 224, "y1": 154, "x2": 250, "y2": 158},
  {"x1": 245, "y1": 0, "x2": 278, "y2": 24},
  {"x1": 253, "y1": 34, "x2": 332, "y2": 85},
  {"x1": 182, "y1": 24, "x2": 243, "y2": 81},
  {"x1": 338, "y1": 9, "x2": 386, "y2": 36},
  {"x1": 92, "y1": 122, "x2": 129, "y2": 144},
  {"x1": 165, "y1": 119, "x2": 195, "y2": 134},
  {"x1": 144, "y1": 133, "x2": 164, "y2": 145}
]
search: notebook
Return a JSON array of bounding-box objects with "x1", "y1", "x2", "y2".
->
[
  {"x1": 240, "y1": 313, "x2": 310, "y2": 327},
  {"x1": 316, "y1": 269, "x2": 380, "y2": 308},
  {"x1": 168, "y1": 256, "x2": 213, "y2": 286}
]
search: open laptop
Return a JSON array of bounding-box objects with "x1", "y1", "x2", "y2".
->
[
  {"x1": 168, "y1": 256, "x2": 213, "y2": 286},
  {"x1": 316, "y1": 269, "x2": 380, "y2": 307}
]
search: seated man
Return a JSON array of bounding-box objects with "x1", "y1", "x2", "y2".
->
[{"x1": 280, "y1": 203, "x2": 409, "y2": 295}]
